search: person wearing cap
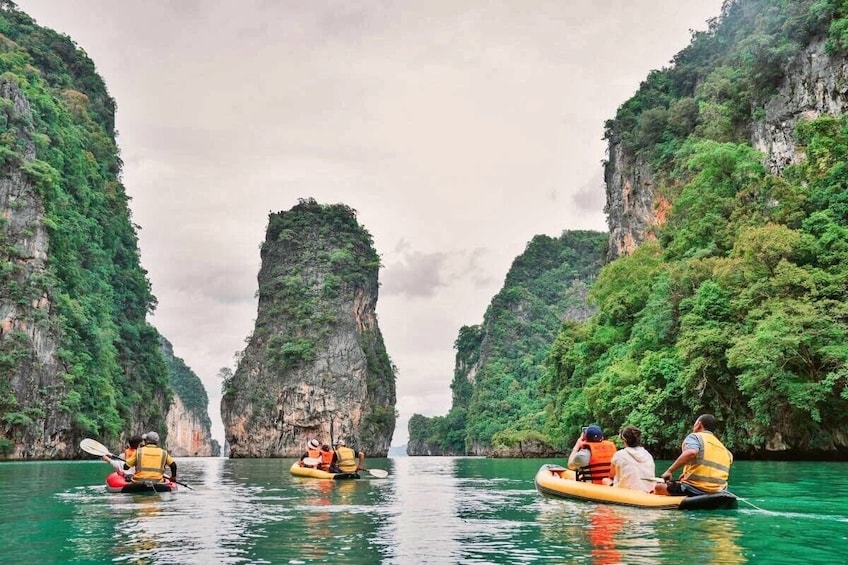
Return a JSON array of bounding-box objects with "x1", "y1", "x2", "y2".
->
[
  {"x1": 299, "y1": 438, "x2": 322, "y2": 468},
  {"x1": 567, "y1": 424, "x2": 616, "y2": 484},
  {"x1": 654, "y1": 413, "x2": 733, "y2": 496},
  {"x1": 331, "y1": 439, "x2": 365, "y2": 474},
  {"x1": 123, "y1": 431, "x2": 177, "y2": 484}
]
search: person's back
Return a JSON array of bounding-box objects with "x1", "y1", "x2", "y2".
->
[
  {"x1": 333, "y1": 440, "x2": 365, "y2": 473},
  {"x1": 609, "y1": 426, "x2": 655, "y2": 492},
  {"x1": 124, "y1": 431, "x2": 176, "y2": 483},
  {"x1": 656, "y1": 414, "x2": 732, "y2": 496},
  {"x1": 567, "y1": 425, "x2": 616, "y2": 484}
]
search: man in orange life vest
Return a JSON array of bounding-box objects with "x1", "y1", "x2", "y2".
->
[{"x1": 567, "y1": 424, "x2": 616, "y2": 483}]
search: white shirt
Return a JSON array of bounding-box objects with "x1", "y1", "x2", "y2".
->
[{"x1": 610, "y1": 446, "x2": 656, "y2": 492}]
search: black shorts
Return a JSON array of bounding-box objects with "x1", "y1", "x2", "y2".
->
[{"x1": 666, "y1": 480, "x2": 708, "y2": 496}]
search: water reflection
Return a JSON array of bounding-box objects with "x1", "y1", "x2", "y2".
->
[
  {"x1": 536, "y1": 499, "x2": 663, "y2": 564},
  {"x1": 381, "y1": 457, "x2": 461, "y2": 564},
  {"x1": 12, "y1": 457, "x2": 836, "y2": 564}
]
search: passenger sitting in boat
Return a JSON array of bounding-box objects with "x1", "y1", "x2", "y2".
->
[
  {"x1": 317, "y1": 443, "x2": 334, "y2": 472},
  {"x1": 299, "y1": 438, "x2": 322, "y2": 468},
  {"x1": 332, "y1": 439, "x2": 365, "y2": 473},
  {"x1": 567, "y1": 424, "x2": 616, "y2": 484},
  {"x1": 103, "y1": 435, "x2": 143, "y2": 477},
  {"x1": 603, "y1": 425, "x2": 656, "y2": 493},
  {"x1": 654, "y1": 413, "x2": 733, "y2": 497},
  {"x1": 123, "y1": 431, "x2": 177, "y2": 484}
]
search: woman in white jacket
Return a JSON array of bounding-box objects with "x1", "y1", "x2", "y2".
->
[{"x1": 607, "y1": 425, "x2": 656, "y2": 492}]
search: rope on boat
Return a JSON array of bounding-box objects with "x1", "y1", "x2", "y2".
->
[{"x1": 725, "y1": 491, "x2": 775, "y2": 514}]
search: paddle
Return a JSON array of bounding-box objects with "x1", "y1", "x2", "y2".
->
[
  {"x1": 164, "y1": 474, "x2": 194, "y2": 490},
  {"x1": 80, "y1": 438, "x2": 121, "y2": 460},
  {"x1": 80, "y1": 438, "x2": 194, "y2": 490},
  {"x1": 641, "y1": 477, "x2": 666, "y2": 483}
]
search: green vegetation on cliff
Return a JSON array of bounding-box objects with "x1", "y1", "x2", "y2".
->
[
  {"x1": 409, "y1": 231, "x2": 606, "y2": 454},
  {"x1": 0, "y1": 2, "x2": 172, "y2": 450},
  {"x1": 222, "y1": 198, "x2": 396, "y2": 456},
  {"x1": 546, "y1": 0, "x2": 848, "y2": 457},
  {"x1": 161, "y1": 337, "x2": 211, "y2": 431}
]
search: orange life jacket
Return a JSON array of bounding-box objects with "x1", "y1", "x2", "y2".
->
[
  {"x1": 319, "y1": 448, "x2": 334, "y2": 468},
  {"x1": 576, "y1": 440, "x2": 617, "y2": 483}
]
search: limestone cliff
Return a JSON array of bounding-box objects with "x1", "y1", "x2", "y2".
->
[
  {"x1": 166, "y1": 394, "x2": 212, "y2": 457},
  {"x1": 0, "y1": 5, "x2": 172, "y2": 459},
  {"x1": 605, "y1": 35, "x2": 848, "y2": 260},
  {"x1": 161, "y1": 337, "x2": 213, "y2": 457},
  {"x1": 0, "y1": 79, "x2": 68, "y2": 458},
  {"x1": 221, "y1": 199, "x2": 396, "y2": 458},
  {"x1": 407, "y1": 231, "x2": 606, "y2": 456}
]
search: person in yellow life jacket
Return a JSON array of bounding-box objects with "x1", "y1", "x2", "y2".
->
[
  {"x1": 299, "y1": 438, "x2": 322, "y2": 467},
  {"x1": 103, "y1": 435, "x2": 143, "y2": 476},
  {"x1": 123, "y1": 431, "x2": 176, "y2": 483},
  {"x1": 655, "y1": 413, "x2": 733, "y2": 496},
  {"x1": 331, "y1": 439, "x2": 365, "y2": 473},
  {"x1": 567, "y1": 424, "x2": 616, "y2": 484}
]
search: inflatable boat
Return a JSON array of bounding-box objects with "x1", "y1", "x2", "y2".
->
[
  {"x1": 534, "y1": 464, "x2": 737, "y2": 510},
  {"x1": 106, "y1": 472, "x2": 178, "y2": 494},
  {"x1": 289, "y1": 462, "x2": 360, "y2": 480}
]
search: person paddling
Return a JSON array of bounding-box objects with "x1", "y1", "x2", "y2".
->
[
  {"x1": 123, "y1": 431, "x2": 177, "y2": 484},
  {"x1": 103, "y1": 435, "x2": 143, "y2": 477},
  {"x1": 654, "y1": 414, "x2": 733, "y2": 496},
  {"x1": 332, "y1": 439, "x2": 365, "y2": 473}
]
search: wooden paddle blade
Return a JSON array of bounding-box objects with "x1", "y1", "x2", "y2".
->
[
  {"x1": 80, "y1": 438, "x2": 111, "y2": 457},
  {"x1": 363, "y1": 468, "x2": 388, "y2": 478}
]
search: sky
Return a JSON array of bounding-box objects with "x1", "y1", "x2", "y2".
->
[{"x1": 17, "y1": 0, "x2": 723, "y2": 447}]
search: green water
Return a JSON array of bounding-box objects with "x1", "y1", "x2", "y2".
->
[{"x1": 0, "y1": 457, "x2": 845, "y2": 564}]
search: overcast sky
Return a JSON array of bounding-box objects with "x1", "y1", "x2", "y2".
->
[{"x1": 17, "y1": 1, "x2": 722, "y2": 447}]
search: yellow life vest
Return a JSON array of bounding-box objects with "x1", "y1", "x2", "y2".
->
[
  {"x1": 133, "y1": 445, "x2": 168, "y2": 481},
  {"x1": 682, "y1": 432, "x2": 732, "y2": 493},
  {"x1": 335, "y1": 446, "x2": 357, "y2": 473}
]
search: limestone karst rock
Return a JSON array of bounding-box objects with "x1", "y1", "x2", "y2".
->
[{"x1": 221, "y1": 199, "x2": 396, "y2": 458}]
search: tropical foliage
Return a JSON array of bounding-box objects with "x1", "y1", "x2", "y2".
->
[
  {"x1": 412, "y1": 0, "x2": 848, "y2": 458},
  {"x1": 409, "y1": 231, "x2": 607, "y2": 453},
  {"x1": 0, "y1": 2, "x2": 173, "y2": 449}
]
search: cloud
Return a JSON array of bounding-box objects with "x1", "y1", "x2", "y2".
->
[{"x1": 381, "y1": 247, "x2": 449, "y2": 298}]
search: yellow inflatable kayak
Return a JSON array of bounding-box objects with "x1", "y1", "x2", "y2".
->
[
  {"x1": 289, "y1": 462, "x2": 360, "y2": 480},
  {"x1": 534, "y1": 464, "x2": 737, "y2": 510}
]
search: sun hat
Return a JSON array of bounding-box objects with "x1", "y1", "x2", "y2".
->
[
  {"x1": 308, "y1": 439, "x2": 320, "y2": 449},
  {"x1": 145, "y1": 431, "x2": 160, "y2": 444},
  {"x1": 335, "y1": 439, "x2": 345, "y2": 446}
]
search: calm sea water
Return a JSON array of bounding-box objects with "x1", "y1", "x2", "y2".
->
[{"x1": 0, "y1": 456, "x2": 846, "y2": 564}]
